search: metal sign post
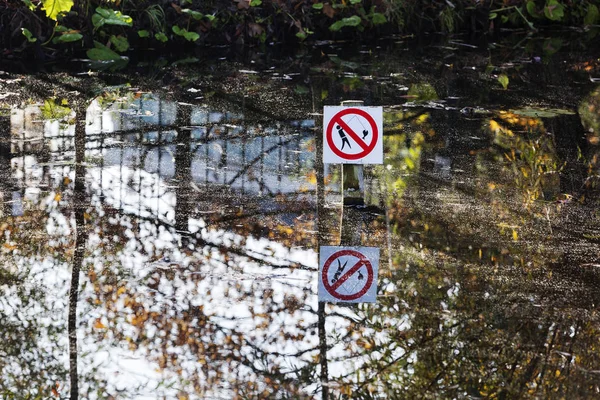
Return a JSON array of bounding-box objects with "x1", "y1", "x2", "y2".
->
[
  {"x1": 317, "y1": 99, "x2": 384, "y2": 399},
  {"x1": 341, "y1": 100, "x2": 365, "y2": 206}
]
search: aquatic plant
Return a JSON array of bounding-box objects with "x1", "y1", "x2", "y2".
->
[{"x1": 1, "y1": 0, "x2": 599, "y2": 63}]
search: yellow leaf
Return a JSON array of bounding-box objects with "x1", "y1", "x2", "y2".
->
[
  {"x1": 3, "y1": 243, "x2": 16, "y2": 251},
  {"x1": 54, "y1": 193, "x2": 62, "y2": 202},
  {"x1": 42, "y1": 0, "x2": 74, "y2": 21},
  {"x1": 512, "y1": 230, "x2": 518, "y2": 241},
  {"x1": 489, "y1": 119, "x2": 501, "y2": 133},
  {"x1": 555, "y1": 369, "x2": 561, "y2": 377},
  {"x1": 63, "y1": 176, "x2": 72, "y2": 185}
]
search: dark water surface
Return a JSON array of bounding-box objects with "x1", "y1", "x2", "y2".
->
[{"x1": 1, "y1": 35, "x2": 600, "y2": 399}]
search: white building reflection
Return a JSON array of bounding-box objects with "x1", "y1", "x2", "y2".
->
[{"x1": 6, "y1": 95, "x2": 317, "y2": 223}]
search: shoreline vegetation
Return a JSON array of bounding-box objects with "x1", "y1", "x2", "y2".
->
[{"x1": 1, "y1": 0, "x2": 599, "y2": 66}]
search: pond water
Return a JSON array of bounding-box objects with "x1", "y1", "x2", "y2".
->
[{"x1": 1, "y1": 35, "x2": 600, "y2": 399}]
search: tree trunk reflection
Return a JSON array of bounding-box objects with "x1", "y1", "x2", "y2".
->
[{"x1": 68, "y1": 101, "x2": 88, "y2": 400}]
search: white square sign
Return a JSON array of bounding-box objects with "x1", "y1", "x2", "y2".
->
[
  {"x1": 318, "y1": 246, "x2": 379, "y2": 303},
  {"x1": 323, "y1": 106, "x2": 383, "y2": 164}
]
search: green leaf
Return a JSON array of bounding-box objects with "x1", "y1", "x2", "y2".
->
[
  {"x1": 41, "y1": 98, "x2": 71, "y2": 120},
  {"x1": 172, "y1": 26, "x2": 199, "y2": 41},
  {"x1": 110, "y1": 35, "x2": 129, "y2": 52},
  {"x1": 204, "y1": 14, "x2": 216, "y2": 22},
  {"x1": 296, "y1": 31, "x2": 307, "y2": 40},
  {"x1": 329, "y1": 15, "x2": 362, "y2": 31},
  {"x1": 54, "y1": 25, "x2": 69, "y2": 32},
  {"x1": 585, "y1": 4, "x2": 599, "y2": 25},
  {"x1": 182, "y1": 9, "x2": 204, "y2": 20},
  {"x1": 21, "y1": 0, "x2": 36, "y2": 11},
  {"x1": 21, "y1": 28, "x2": 37, "y2": 43},
  {"x1": 87, "y1": 42, "x2": 121, "y2": 61},
  {"x1": 526, "y1": 1, "x2": 542, "y2": 18},
  {"x1": 137, "y1": 30, "x2": 150, "y2": 38},
  {"x1": 92, "y1": 7, "x2": 133, "y2": 28},
  {"x1": 91, "y1": 14, "x2": 103, "y2": 28},
  {"x1": 294, "y1": 85, "x2": 310, "y2": 95},
  {"x1": 349, "y1": 0, "x2": 361, "y2": 4},
  {"x1": 53, "y1": 32, "x2": 83, "y2": 43},
  {"x1": 312, "y1": 2, "x2": 323, "y2": 9},
  {"x1": 542, "y1": 37, "x2": 563, "y2": 55},
  {"x1": 250, "y1": 0, "x2": 262, "y2": 6},
  {"x1": 172, "y1": 25, "x2": 184, "y2": 35},
  {"x1": 329, "y1": 21, "x2": 344, "y2": 31},
  {"x1": 41, "y1": 0, "x2": 73, "y2": 21},
  {"x1": 371, "y1": 12, "x2": 387, "y2": 25},
  {"x1": 407, "y1": 83, "x2": 438, "y2": 101},
  {"x1": 155, "y1": 32, "x2": 168, "y2": 42},
  {"x1": 544, "y1": 0, "x2": 564, "y2": 21},
  {"x1": 489, "y1": 12, "x2": 497, "y2": 20},
  {"x1": 343, "y1": 15, "x2": 361, "y2": 26},
  {"x1": 184, "y1": 31, "x2": 199, "y2": 41},
  {"x1": 497, "y1": 74, "x2": 509, "y2": 89}
]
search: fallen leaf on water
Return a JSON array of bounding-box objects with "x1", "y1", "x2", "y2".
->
[{"x1": 93, "y1": 319, "x2": 106, "y2": 329}]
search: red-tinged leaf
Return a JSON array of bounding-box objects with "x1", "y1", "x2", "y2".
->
[
  {"x1": 235, "y1": 0, "x2": 250, "y2": 10},
  {"x1": 247, "y1": 23, "x2": 264, "y2": 37},
  {"x1": 323, "y1": 3, "x2": 335, "y2": 18}
]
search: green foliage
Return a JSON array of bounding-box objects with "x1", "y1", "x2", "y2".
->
[
  {"x1": 21, "y1": 28, "x2": 37, "y2": 43},
  {"x1": 155, "y1": 32, "x2": 168, "y2": 42},
  {"x1": 53, "y1": 32, "x2": 83, "y2": 43},
  {"x1": 371, "y1": 12, "x2": 387, "y2": 25},
  {"x1": 87, "y1": 41, "x2": 121, "y2": 61},
  {"x1": 542, "y1": 37, "x2": 563, "y2": 55},
  {"x1": 497, "y1": 74, "x2": 509, "y2": 89},
  {"x1": 544, "y1": 0, "x2": 565, "y2": 21},
  {"x1": 41, "y1": 0, "x2": 73, "y2": 21},
  {"x1": 6, "y1": 0, "x2": 600, "y2": 63},
  {"x1": 40, "y1": 98, "x2": 71, "y2": 120},
  {"x1": 182, "y1": 9, "x2": 204, "y2": 20},
  {"x1": 109, "y1": 35, "x2": 129, "y2": 52},
  {"x1": 584, "y1": 4, "x2": 599, "y2": 25},
  {"x1": 172, "y1": 26, "x2": 200, "y2": 42},
  {"x1": 21, "y1": 0, "x2": 36, "y2": 11},
  {"x1": 407, "y1": 83, "x2": 438, "y2": 101},
  {"x1": 526, "y1": 1, "x2": 542, "y2": 19},
  {"x1": 490, "y1": 4, "x2": 536, "y2": 30},
  {"x1": 92, "y1": 7, "x2": 133, "y2": 29},
  {"x1": 330, "y1": 16, "x2": 362, "y2": 31}
]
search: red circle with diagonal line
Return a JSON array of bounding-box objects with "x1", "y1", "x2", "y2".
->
[
  {"x1": 322, "y1": 249, "x2": 374, "y2": 301},
  {"x1": 326, "y1": 108, "x2": 379, "y2": 160}
]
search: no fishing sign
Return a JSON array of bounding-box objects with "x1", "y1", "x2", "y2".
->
[
  {"x1": 318, "y1": 246, "x2": 379, "y2": 303},
  {"x1": 323, "y1": 106, "x2": 383, "y2": 164}
]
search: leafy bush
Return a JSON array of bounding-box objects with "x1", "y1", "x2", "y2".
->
[{"x1": 1, "y1": 0, "x2": 598, "y2": 63}]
